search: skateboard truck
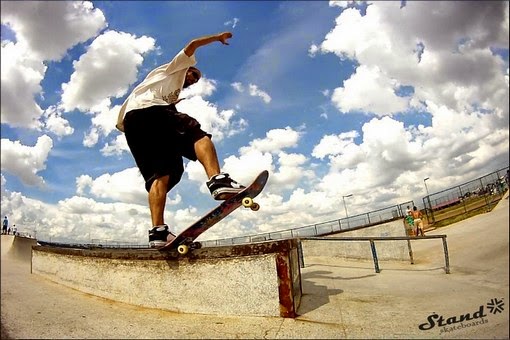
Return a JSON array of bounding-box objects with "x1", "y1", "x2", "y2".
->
[{"x1": 177, "y1": 241, "x2": 202, "y2": 255}]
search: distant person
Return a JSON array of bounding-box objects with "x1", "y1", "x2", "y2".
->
[
  {"x1": 2, "y1": 216, "x2": 8, "y2": 235},
  {"x1": 411, "y1": 206, "x2": 425, "y2": 236},
  {"x1": 12, "y1": 225, "x2": 17, "y2": 236},
  {"x1": 405, "y1": 205, "x2": 412, "y2": 216},
  {"x1": 405, "y1": 214, "x2": 414, "y2": 236}
]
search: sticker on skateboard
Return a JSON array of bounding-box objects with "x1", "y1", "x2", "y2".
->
[{"x1": 159, "y1": 170, "x2": 269, "y2": 254}]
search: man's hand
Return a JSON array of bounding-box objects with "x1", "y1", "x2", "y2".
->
[
  {"x1": 184, "y1": 32, "x2": 233, "y2": 56},
  {"x1": 217, "y1": 32, "x2": 233, "y2": 45}
]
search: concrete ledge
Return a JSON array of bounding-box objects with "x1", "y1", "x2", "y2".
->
[{"x1": 31, "y1": 239, "x2": 302, "y2": 318}]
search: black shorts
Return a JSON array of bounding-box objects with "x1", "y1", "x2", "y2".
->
[{"x1": 123, "y1": 105, "x2": 211, "y2": 192}]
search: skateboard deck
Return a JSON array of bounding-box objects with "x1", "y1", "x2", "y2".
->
[{"x1": 159, "y1": 170, "x2": 269, "y2": 254}]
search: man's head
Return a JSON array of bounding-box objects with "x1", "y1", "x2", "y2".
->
[{"x1": 184, "y1": 66, "x2": 201, "y2": 88}]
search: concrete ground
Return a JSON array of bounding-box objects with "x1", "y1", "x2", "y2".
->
[{"x1": 1, "y1": 192, "x2": 508, "y2": 339}]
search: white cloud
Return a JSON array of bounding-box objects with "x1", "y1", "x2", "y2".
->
[
  {"x1": 176, "y1": 95, "x2": 247, "y2": 142},
  {"x1": 248, "y1": 84, "x2": 272, "y2": 103},
  {"x1": 308, "y1": 43, "x2": 320, "y2": 57},
  {"x1": 186, "y1": 127, "x2": 306, "y2": 193},
  {"x1": 1, "y1": 1, "x2": 106, "y2": 61},
  {"x1": 329, "y1": 1, "x2": 359, "y2": 9},
  {"x1": 319, "y1": 1, "x2": 509, "y2": 122},
  {"x1": 60, "y1": 30, "x2": 156, "y2": 113},
  {"x1": 239, "y1": 127, "x2": 301, "y2": 154},
  {"x1": 0, "y1": 40, "x2": 45, "y2": 129},
  {"x1": 42, "y1": 106, "x2": 74, "y2": 137},
  {"x1": 223, "y1": 151, "x2": 275, "y2": 186},
  {"x1": 231, "y1": 82, "x2": 244, "y2": 92},
  {"x1": 331, "y1": 65, "x2": 410, "y2": 115},
  {"x1": 0, "y1": 135, "x2": 53, "y2": 188},
  {"x1": 221, "y1": 127, "x2": 309, "y2": 190},
  {"x1": 100, "y1": 134, "x2": 130, "y2": 157},
  {"x1": 309, "y1": 0, "x2": 509, "y2": 206},
  {"x1": 312, "y1": 131, "x2": 359, "y2": 160},
  {"x1": 75, "y1": 167, "x2": 147, "y2": 204},
  {"x1": 272, "y1": 152, "x2": 314, "y2": 189},
  {"x1": 181, "y1": 77, "x2": 217, "y2": 99},
  {"x1": 84, "y1": 104, "x2": 123, "y2": 148},
  {"x1": 224, "y1": 17, "x2": 240, "y2": 29},
  {"x1": 231, "y1": 82, "x2": 272, "y2": 103},
  {"x1": 1, "y1": 1, "x2": 107, "y2": 130}
]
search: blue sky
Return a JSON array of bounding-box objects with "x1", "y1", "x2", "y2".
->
[{"x1": 1, "y1": 1, "x2": 508, "y2": 244}]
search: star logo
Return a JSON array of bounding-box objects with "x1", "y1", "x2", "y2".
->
[{"x1": 486, "y1": 298, "x2": 504, "y2": 314}]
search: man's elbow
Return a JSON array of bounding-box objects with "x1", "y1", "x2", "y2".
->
[{"x1": 184, "y1": 41, "x2": 198, "y2": 57}]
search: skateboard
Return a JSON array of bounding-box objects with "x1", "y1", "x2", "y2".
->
[{"x1": 159, "y1": 170, "x2": 269, "y2": 254}]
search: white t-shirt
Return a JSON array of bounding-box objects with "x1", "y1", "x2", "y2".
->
[{"x1": 116, "y1": 49, "x2": 197, "y2": 132}]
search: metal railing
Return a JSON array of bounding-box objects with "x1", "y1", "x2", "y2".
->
[
  {"x1": 300, "y1": 235, "x2": 450, "y2": 274},
  {"x1": 201, "y1": 200, "x2": 414, "y2": 247}
]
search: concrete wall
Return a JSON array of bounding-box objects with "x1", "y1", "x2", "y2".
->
[
  {"x1": 301, "y1": 218, "x2": 412, "y2": 261},
  {"x1": 31, "y1": 239, "x2": 301, "y2": 318},
  {"x1": 6, "y1": 236, "x2": 37, "y2": 263}
]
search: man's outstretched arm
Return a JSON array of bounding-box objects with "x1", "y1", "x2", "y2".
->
[{"x1": 183, "y1": 32, "x2": 233, "y2": 57}]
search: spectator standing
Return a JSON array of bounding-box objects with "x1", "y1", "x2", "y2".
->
[
  {"x1": 405, "y1": 218, "x2": 414, "y2": 236},
  {"x1": 2, "y1": 216, "x2": 8, "y2": 235},
  {"x1": 411, "y1": 206, "x2": 425, "y2": 236}
]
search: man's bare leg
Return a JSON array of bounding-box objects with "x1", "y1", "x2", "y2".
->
[
  {"x1": 194, "y1": 136, "x2": 220, "y2": 178},
  {"x1": 149, "y1": 175, "x2": 169, "y2": 226}
]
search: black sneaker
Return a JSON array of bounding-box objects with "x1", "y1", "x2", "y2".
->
[
  {"x1": 148, "y1": 225, "x2": 176, "y2": 248},
  {"x1": 206, "y1": 173, "x2": 245, "y2": 200}
]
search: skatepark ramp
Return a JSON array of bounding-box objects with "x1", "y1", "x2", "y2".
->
[
  {"x1": 31, "y1": 239, "x2": 302, "y2": 318},
  {"x1": 1, "y1": 235, "x2": 38, "y2": 263}
]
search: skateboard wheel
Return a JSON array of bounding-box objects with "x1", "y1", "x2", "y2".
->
[
  {"x1": 177, "y1": 244, "x2": 189, "y2": 255},
  {"x1": 242, "y1": 197, "x2": 253, "y2": 208},
  {"x1": 250, "y1": 203, "x2": 260, "y2": 211}
]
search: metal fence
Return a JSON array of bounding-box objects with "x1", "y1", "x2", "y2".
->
[
  {"x1": 200, "y1": 200, "x2": 414, "y2": 247},
  {"x1": 422, "y1": 166, "x2": 509, "y2": 225}
]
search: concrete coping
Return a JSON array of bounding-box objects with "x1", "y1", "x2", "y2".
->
[{"x1": 32, "y1": 238, "x2": 299, "y2": 260}]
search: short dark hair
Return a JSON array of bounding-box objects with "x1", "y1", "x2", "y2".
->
[{"x1": 188, "y1": 66, "x2": 201, "y2": 79}]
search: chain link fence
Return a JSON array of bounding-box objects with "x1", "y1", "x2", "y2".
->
[{"x1": 423, "y1": 166, "x2": 509, "y2": 226}]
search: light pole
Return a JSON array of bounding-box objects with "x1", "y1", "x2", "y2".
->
[
  {"x1": 342, "y1": 194, "x2": 353, "y2": 227},
  {"x1": 423, "y1": 177, "x2": 435, "y2": 224},
  {"x1": 423, "y1": 177, "x2": 430, "y2": 197}
]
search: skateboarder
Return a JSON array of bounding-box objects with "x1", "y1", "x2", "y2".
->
[{"x1": 116, "y1": 32, "x2": 245, "y2": 248}]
